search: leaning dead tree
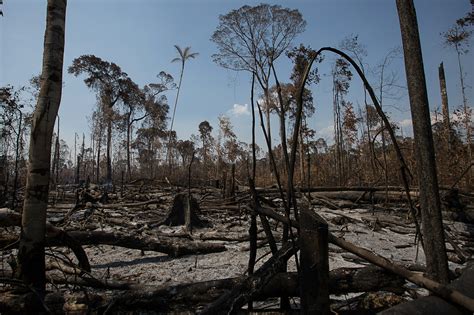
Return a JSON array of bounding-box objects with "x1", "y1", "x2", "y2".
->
[{"x1": 17, "y1": 0, "x2": 67, "y2": 296}]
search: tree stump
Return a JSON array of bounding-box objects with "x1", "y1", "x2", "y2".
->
[{"x1": 160, "y1": 193, "x2": 209, "y2": 231}]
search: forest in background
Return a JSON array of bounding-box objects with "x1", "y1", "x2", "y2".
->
[{"x1": 1, "y1": 3, "x2": 473, "y2": 202}]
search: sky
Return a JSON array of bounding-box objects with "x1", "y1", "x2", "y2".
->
[{"x1": 1, "y1": 0, "x2": 473, "y2": 151}]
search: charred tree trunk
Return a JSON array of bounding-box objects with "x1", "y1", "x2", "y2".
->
[
  {"x1": 396, "y1": 0, "x2": 449, "y2": 284},
  {"x1": 75, "y1": 155, "x2": 80, "y2": 184},
  {"x1": 17, "y1": 0, "x2": 67, "y2": 296},
  {"x1": 454, "y1": 42, "x2": 472, "y2": 186},
  {"x1": 106, "y1": 116, "x2": 112, "y2": 185},
  {"x1": 126, "y1": 117, "x2": 132, "y2": 182},
  {"x1": 439, "y1": 62, "x2": 450, "y2": 134},
  {"x1": 12, "y1": 110, "x2": 22, "y2": 209},
  {"x1": 299, "y1": 206, "x2": 329, "y2": 314},
  {"x1": 96, "y1": 129, "x2": 102, "y2": 184}
]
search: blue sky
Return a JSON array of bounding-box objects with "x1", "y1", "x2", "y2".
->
[{"x1": 1, "y1": 0, "x2": 473, "y2": 150}]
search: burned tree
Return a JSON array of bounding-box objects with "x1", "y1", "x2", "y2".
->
[
  {"x1": 211, "y1": 4, "x2": 306, "y2": 157},
  {"x1": 68, "y1": 55, "x2": 130, "y2": 185},
  {"x1": 396, "y1": 0, "x2": 449, "y2": 284},
  {"x1": 17, "y1": 0, "x2": 67, "y2": 295},
  {"x1": 442, "y1": 15, "x2": 472, "y2": 185}
]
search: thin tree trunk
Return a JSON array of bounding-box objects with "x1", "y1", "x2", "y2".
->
[
  {"x1": 81, "y1": 133, "x2": 85, "y2": 181},
  {"x1": 167, "y1": 63, "x2": 184, "y2": 169},
  {"x1": 51, "y1": 135, "x2": 58, "y2": 184},
  {"x1": 379, "y1": 65, "x2": 389, "y2": 202},
  {"x1": 106, "y1": 117, "x2": 112, "y2": 185},
  {"x1": 96, "y1": 128, "x2": 102, "y2": 184},
  {"x1": 299, "y1": 128, "x2": 305, "y2": 185},
  {"x1": 396, "y1": 0, "x2": 449, "y2": 284},
  {"x1": 17, "y1": 0, "x2": 67, "y2": 296},
  {"x1": 264, "y1": 88, "x2": 273, "y2": 183},
  {"x1": 12, "y1": 110, "x2": 22, "y2": 210},
  {"x1": 455, "y1": 46, "x2": 472, "y2": 186},
  {"x1": 438, "y1": 62, "x2": 450, "y2": 133},
  {"x1": 55, "y1": 115, "x2": 60, "y2": 185},
  {"x1": 127, "y1": 117, "x2": 132, "y2": 181}
]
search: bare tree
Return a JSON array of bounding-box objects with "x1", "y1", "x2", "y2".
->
[
  {"x1": 442, "y1": 14, "x2": 472, "y2": 185},
  {"x1": 17, "y1": 0, "x2": 67, "y2": 295},
  {"x1": 211, "y1": 4, "x2": 306, "y2": 157},
  {"x1": 332, "y1": 59, "x2": 352, "y2": 184},
  {"x1": 396, "y1": 0, "x2": 449, "y2": 284},
  {"x1": 374, "y1": 46, "x2": 403, "y2": 197}
]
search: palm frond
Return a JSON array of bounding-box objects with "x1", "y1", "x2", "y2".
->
[
  {"x1": 174, "y1": 45, "x2": 184, "y2": 58},
  {"x1": 172, "y1": 45, "x2": 198, "y2": 63},
  {"x1": 187, "y1": 52, "x2": 199, "y2": 59},
  {"x1": 183, "y1": 46, "x2": 191, "y2": 57}
]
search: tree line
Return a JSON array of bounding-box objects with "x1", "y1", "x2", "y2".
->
[{"x1": 1, "y1": 5, "x2": 472, "y2": 198}]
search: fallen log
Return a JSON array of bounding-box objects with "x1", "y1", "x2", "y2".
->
[
  {"x1": 43, "y1": 265, "x2": 404, "y2": 295},
  {"x1": 22, "y1": 266, "x2": 401, "y2": 314},
  {"x1": 200, "y1": 242, "x2": 297, "y2": 314},
  {"x1": 0, "y1": 209, "x2": 224, "y2": 257},
  {"x1": 310, "y1": 191, "x2": 417, "y2": 204},
  {"x1": 0, "y1": 290, "x2": 106, "y2": 314},
  {"x1": 379, "y1": 262, "x2": 474, "y2": 315},
  {"x1": 0, "y1": 209, "x2": 90, "y2": 272},
  {"x1": 253, "y1": 206, "x2": 474, "y2": 312},
  {"x1": 99, "y1": 198, "x2": 163, "y2": 209},
  {"x1": 328, "y1": 235, "x2": 474, "y2": 312},
  {"x1": 1, "y1": 230, "x2": 226, "y2": 257},
  {"x1": 62, "y1": 230, "x2": 226, "y2": 257}
]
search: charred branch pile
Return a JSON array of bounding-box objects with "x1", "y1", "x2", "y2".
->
[{"x1": 1, "y1": 183, "x2": 474, "y2": 313}]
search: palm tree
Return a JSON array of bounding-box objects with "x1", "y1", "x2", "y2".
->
[{"x1": 167, "y1": 45, "x2": 198, "y2": 166}]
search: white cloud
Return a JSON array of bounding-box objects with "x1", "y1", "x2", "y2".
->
[
  {"x1": 229, "y1": 103, "x2": 250, "y2": 116},
  {"x1": 398, "y1": 118, "x2": 412, "y2": 128},
  {"x1": 317, "y1": 124, "x2": 334, "y2": 142}
]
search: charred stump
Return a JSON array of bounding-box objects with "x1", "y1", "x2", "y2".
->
[{"x1": 160, "y1": 193, "x2": 209, "y2": 230}]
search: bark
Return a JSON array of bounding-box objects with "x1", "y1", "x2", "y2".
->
[
  {"x1": 396, "y1": 0, "x2": 449, "y2": 284},
  {"x1": 17, "y1": 0, "x2": 67, "y2": 295},
  {"x1": 59, "y1": 230, "x2": 225, "y2": 257},
  {"x1": 106, "y1": 117, "x2": 112, "y2": 184},
  {"x1": 96, "y1": 127, "x2": 102, "y2": 183},
  {"x1": 299, "y1": 206, "x2": 329, "y2": 314},
  {"x1": 2, "y1": 229, "x2": 226, "y2": 257},
  {"x1": 12, "y1": 110, "x2": 22, "y2": 209},
  {"x1": 438, "y1": 62, "x2": 451, "y2": 132},
  {"x1": 158, "y1": 193, "x2": 208, "y2": 228},
  {"x1": 310, "y1": 190, "x2": 418, "y2": 203},
  {"x1": 126, "y1": 114, "x2": 132, "y2": 181},
  {"x1": 299, "y1": 127, "x2": 305, "y2": 184}
]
